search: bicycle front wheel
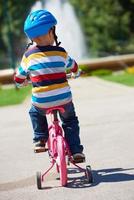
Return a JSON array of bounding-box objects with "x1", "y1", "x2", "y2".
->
[{"x1": 57, "y1": 135, "x2": 67, "y2": 186}]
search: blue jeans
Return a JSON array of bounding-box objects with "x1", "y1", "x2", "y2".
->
[{"x1": 29, "y1": 102, "x2": 83, "y2": 154}]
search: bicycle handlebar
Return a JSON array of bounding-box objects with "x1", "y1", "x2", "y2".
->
[
  {"x1": 66, "y1": 69, "x2": 82, "y2": 79},
  {"x1": 26, "y1": 70, "x2": 82, "y2": 85},
  {"x1": 19, "y1": 69, "x2": 83, "y2": 88}
]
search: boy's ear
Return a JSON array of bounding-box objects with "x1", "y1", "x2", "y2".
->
[{"x1": 48, "y1": 29, "x2": 52, "y2": 34}]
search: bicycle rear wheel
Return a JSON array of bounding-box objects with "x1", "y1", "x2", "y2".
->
[{"x1": 57, "y1": 135, "x2": 67, "y2": 186}]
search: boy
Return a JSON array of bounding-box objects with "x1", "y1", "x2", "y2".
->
[{"x1": 14, "y1": 9, "x2": 85, "y2": 163}]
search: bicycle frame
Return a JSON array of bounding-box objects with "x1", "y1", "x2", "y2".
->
[
  {"x1": 36, "y1": 106, "x2": 92, "y2": 188},
  {"x1": 47, "y1": 107, "x2": 66, "y2": 159},
  {"x1": 41, "y1": 107, "x2": 68, "y2": 185}
]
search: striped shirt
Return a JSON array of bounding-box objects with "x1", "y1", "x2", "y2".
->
[{"x1": 14, "y1": 45, "x2": 78, "y2": 108}]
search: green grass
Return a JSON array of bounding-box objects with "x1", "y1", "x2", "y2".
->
[
  {"x1": 79, "y1": 65, "x2": 134, "y2": 86},
  {"x1": 1, "y1": 71, "x2": 134, "y2": 107},
  {"x1": 0, "y1": 85, "x2": 31, "y2": 106},
  {"x1": 101, "y1": 72, "x2": 134, "y2": 86}
]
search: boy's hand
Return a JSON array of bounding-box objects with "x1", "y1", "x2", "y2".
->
[
  {"x1": 71, "y1": 70, "x2": 82, "y2": 79},
  {"x1": 23, "y1": 79, "x2": 29, "y2": 86},
  {"x1": 66, "y1": 70, "x2": 82, "y2": 79}
]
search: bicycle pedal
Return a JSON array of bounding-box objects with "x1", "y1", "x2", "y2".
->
[
  {"x1": 72, "y1": 157, "x2": 86, "y2": 164},
  {"x1": 34, "y1": 148, "x2": 48, "y2": 153}
]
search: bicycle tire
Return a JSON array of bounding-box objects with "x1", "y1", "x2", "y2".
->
[
  {"x1": 36, "y1": 171, "x2": 42, "y2": 189},
  {"x1": 57, "y1": 135, "x2": 67, "y2": 186},
  {"x1": 86, "y1": 165, "x2": 94, "y2": 183}
]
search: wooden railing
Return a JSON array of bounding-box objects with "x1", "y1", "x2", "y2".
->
[
  {"x1": 78, "y1": 54, "x2": 134, "y2": 71},
  {"x1": 0, "y1": 54, "x2": 134, "y2": 84}
]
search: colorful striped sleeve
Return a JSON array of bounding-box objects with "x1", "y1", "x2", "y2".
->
[
  {"x1": 65, "y1": 56, "x2": 78, "y2": 73},
  {"x1": 14, "y1": 55, "x2": 28, "y2": 87}
]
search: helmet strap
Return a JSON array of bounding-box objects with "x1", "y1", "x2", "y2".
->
[
  {"x1": 26, "y1": 40, "x2": 33, "y2": 49},
  {"x1": 52, "y1": 26, "x2": 61, "y2": 46}
]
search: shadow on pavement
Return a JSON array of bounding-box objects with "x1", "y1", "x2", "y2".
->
[
  {"x1": 0, "y1": 167, "x2": 134, "y2": 191},
  {"x1": 67, "y1": 167, "x2": 134, "y2": 189},
  {"x1": 92, "y1": 167, "x2": 134, "y2": 186}
]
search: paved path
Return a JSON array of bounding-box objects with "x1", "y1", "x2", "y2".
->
[{"x1": 0, "y1": 77, "x2": 134, "y2": 200}]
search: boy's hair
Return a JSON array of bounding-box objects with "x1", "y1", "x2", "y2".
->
[{"x1": 26, "y1": 26, "x2": 61, "y2": 50}]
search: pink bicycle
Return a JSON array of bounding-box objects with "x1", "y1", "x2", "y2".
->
[{"x1": 36, "y1": 106, "x2": 93, "y2": 189}]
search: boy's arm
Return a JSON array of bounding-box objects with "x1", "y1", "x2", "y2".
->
[
  {"x1": 14, "y1": 55, "x2": 29, "y2": 87},
  {"x1": 65, "y1": 56, "x2": 79, "y2": 74}
]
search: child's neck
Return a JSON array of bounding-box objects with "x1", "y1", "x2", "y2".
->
[
  {"x1": 36, "y1": 41, "x2": 53, "y2": 46},
  {"x1": 33, "y1": 33, "x2": 54, "y2": 47}
]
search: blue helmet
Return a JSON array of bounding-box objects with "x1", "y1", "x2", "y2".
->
[{"x1": 24, "y1": 10, "x2": 57, "y2": 39}]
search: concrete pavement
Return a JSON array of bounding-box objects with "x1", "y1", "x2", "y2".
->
[{"x1": 0, "y1": 77, "x2": 134, "y2": 200}]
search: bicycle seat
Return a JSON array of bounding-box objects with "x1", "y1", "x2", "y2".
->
[{"x1": 46, "y1": 106, "x2": 65, "y2": 115}]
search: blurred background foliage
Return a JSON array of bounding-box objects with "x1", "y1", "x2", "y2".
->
[
  {"x1": 70, "y1": 0, "x2": 134, "y2": 56},
  {"x1": 0, "y1": 0, "x2": 35, "y2": 69},
  {"x1": 0, "y1": 0, "x2": 134, "y2": 69}
]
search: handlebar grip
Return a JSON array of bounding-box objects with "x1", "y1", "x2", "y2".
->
[{"x1": 66, "y1": 70, "x2": 82, "y2": 79}]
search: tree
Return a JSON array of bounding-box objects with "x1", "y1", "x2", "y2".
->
[
  {"x1": 0, "y1": 0, "x2": 36, "y2": 69},
  {"x1": 69, "y1": 0, "x2": 134, "y2": 56}
]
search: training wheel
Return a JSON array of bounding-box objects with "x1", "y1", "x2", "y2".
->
[
  {"x1": 36, "y1": 171, "x2": 42, "y2": 189},
  {"x1": 85, "y1": 165, "x2": 93, "y2": 183}
]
